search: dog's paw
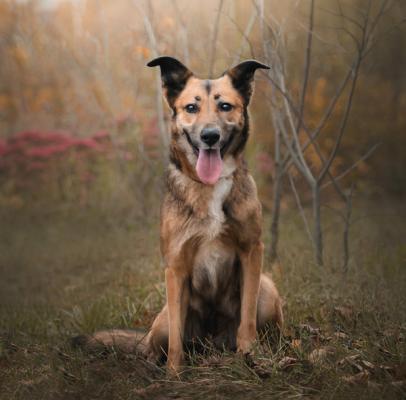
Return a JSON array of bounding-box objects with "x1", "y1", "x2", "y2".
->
[
  {"x1": 237, "y1": 324, "x2": 257, "y2": 354},
  {"x1": 236, "y1": 337, "x2": 255, "y2": 354},
  {"x1": 166, "y1": 350, "x2": 184, "y2": 378}
]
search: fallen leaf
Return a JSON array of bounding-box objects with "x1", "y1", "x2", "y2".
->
[
  {"x1": 342, "y1": 371, "x2": 370, "y2": 385},
  {"x1": 361, "y1": 360, "x2": 375, "y2": 370},
  {"x1": 337, "y1": 354, "x2": 363, "y2": 372},
  {"x1": 377, "y1": 364, "x2": 395, "y2": 375},
  {"x1": 298, "y1": 324, "x2": 321, "y2": 336},
  {"x1": 353, "y1": 339, "x2": 367, "y2": 349},
  {"x1": 278, "y1": 356, "x2": 299, "y2": 370},
  {"x1": 253, "y1": 361, "x2": 273, "y2": 378},
  {"x1": 378, "y1": 346, "x2": 395, "y2": 358},
  {"x1": 308, "y1": 346, "x2": 335, "y2": 365},
  {"x1": 333, "y1": 332, "x2": 349, "y2": 340},
  {"x1": 291, "y1": 339, "x2": 301, "y2": 349},
  {"x1": 58, "y1": 366, "x2": 78, "y2": 382}
]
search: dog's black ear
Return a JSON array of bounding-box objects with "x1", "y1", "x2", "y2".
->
[
  {"x1": 147, "y1": 56, "x2": 193, "y2": 108},
  {"x1": 226, "y1": 60, "x2": 270, "y2": 104}
]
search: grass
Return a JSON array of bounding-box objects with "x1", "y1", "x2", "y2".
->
[{"x1": 0, "y1": 199, "x2": 405, "y2": 399}]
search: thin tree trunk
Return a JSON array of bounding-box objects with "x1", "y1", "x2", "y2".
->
[
  {"x1": 342, "y1": 185, "x2": 354, "y2": 272},
  {"x1": 208, "y1": 0, "x2": 224, "y2": 78},
  {"x1": 133, "y1": 1, "x2": 168, "y2": 155},
  {"x1": 269, "y1": 94, "x2": 282, "y2": 264},
  {"x1": 312, "y1": 184, "x2": 323, "y2": 266},
  {"x1": 270, "y1": 169, "x2": 282, "y2": 264}
]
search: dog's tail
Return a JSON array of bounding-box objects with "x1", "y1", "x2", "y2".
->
[{"x1": 71, "y1": 329, "x2": 148, "y2": 354}]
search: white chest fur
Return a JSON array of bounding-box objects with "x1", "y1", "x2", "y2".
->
[
  {"x1": 167, "y1": 164, "x2": 235, "y2": 257},
  {"x1": 206, "y1": 177, "x2": 233, "y2": 239},
  {"x1": 191, "y1": 176, "x2": 234, "y2": 297},
  {"x1": 205, "y1": 156, "x2": 235, "y2": 239}
]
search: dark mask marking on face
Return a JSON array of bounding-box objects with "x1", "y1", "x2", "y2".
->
[
  {"x1": 147, "y1": 56, "x2": 193, "y2": 108},
  {"x1": 204, "y1": 80, "x2": 211, "y2": 95},
  {"x1": 169, "y1": 152, "x2": 182, "y2": 170},
  {"x1": 225, "y1": 60, "x2": 270, "y2": 105}
]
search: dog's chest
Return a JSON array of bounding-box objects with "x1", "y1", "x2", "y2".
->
[
  {"x1": 192, "y1": 239, "x2": 236, "y2": 300},
  {"x1": 205, "y1": 177, "x2": 233, "y2": 240},
  {"x1": 191, "y1": 177, "x2": 235, "y2": 299}
]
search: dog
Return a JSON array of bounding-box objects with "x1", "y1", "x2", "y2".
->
[{"x1": 74, "y1": 57, "x2": 283, "y2": 374}]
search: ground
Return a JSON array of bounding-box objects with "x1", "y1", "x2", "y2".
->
[{"x1": 0, "y1": 200, "x2": 405, "y2": 399}]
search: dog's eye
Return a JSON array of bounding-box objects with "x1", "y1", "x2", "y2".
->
[
  {"x1": 185, "y1": 104, "x2": 198, "y2": 113},
  {"x1": 219, "y1": 103, "x2": 233, "y2": 112}
]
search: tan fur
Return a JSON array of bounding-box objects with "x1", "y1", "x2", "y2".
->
[
  {"x1": 74, "y1": 58, "x2": 283, "y2": 375},
  {"x1": 151, "y1": 62, "x2": 283, "y2": 374}
]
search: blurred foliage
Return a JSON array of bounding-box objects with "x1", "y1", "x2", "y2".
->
[
  {"x1": 0, "y1": 0, "x2": 405, "y2": 213},
  {"x1": 0, "y1": 119, "x2": 164, "y2": 218}
]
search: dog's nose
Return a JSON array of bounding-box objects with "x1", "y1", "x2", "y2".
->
[{"x1": 200, "y1": 128, "x2": 220, "y2": 147}]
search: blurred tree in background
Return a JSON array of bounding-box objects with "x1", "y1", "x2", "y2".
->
[{"x1": 0, "y1": 0, "x2": 405, "y2": 261}]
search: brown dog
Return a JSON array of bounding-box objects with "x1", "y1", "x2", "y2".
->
[{"x1": 75, "y1": 57, "x2": 283, "y2": 374}]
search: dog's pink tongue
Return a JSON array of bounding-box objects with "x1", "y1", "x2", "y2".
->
[{"x1": 196, "y1": 148, "x2": 223, "y2": 185}]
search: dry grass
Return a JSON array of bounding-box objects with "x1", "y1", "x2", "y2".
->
[{"x1": 0, "y1": 200, "x2": 405, "y2": 399}]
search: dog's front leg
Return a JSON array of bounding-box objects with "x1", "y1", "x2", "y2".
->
[
  {"x1": 165, "y1": 266, "x2": 189, "y2": 375},
  {"x1": 237, "y1": 241, "x2": 264, "y2": 354}
]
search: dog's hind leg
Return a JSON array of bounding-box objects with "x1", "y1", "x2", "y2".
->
[
  {"x1": 211, "y1": 274, "x2": 283, "y2": 351},
  {"x1": 257, "y1": 274, "x2": 283, "y2": 331}
]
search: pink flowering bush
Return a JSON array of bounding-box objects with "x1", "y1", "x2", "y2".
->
[{"x1": 0, "y1": 118, "x2": 163, "y2": 211}]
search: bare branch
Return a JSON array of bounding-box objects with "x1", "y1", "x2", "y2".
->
[
  {"x1": 317, "y1": 57, "x2": 361, "y2": 184},
  {"x1": 278, "y1": 72, "x2": 316, "y2": 184},
  {"x1": 321, "y1": 143, "x2": 380, "y2": 189},
  {"x1": 298, "y1": 65, "x2": 353, "y2": 155},
  {"x1": 208, "y1": 0, "x2": 224, "y2": 78},
  {"x1": 233, "y1": 8, "x2": 257, "y2": 64},
  {"x1": 363, "y1": 18, "x2": 406, "y2": 57},
  {"x1": 339, "y1": 26, "x2": 361, "y2": 50},
  {"x1": 275, "y1": 113, "x2": 309, "y2": 179},
  {"x1": 133, "y1": 1, "x2": 168, "y2": 152},
  {"x1": 288, "y1": 172, "x2": 316, "y2": 250},
  {"x1": 317, "y1": 0, "x2": 390, "y2": 183},
  {"x1": 225, "y1": 11, "x2": 257, "y2": 60},
  {"x1": 336, "y1": 0, "x2": 365, "y2": 31},
  {"x1": 317, "y1": 3, "x2": 362, "y2": 34},
  {"x1": 365, "y1": 0, "x2": 392, "y2": 42},
  {"x1": 170, "y1": 0, "x2": 190, "y2": 65},
  {"x1": 296, "y1": 0, "x2": 314, "y2": 134},
  {"x1": 268, "y1": 63, "x2": 352, "y2": 175}
]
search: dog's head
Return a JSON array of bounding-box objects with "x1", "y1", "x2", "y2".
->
[{"x1": 148, "y1": 56, "x2": 269, "y2": 185}]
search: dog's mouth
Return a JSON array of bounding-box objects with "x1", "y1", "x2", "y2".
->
[
  {"x1": 195, "y1": 148, "x2": 222, "y2": 185},
  {"x1": 184, "y1": 130, "x2": 233, "y2": 186}
]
